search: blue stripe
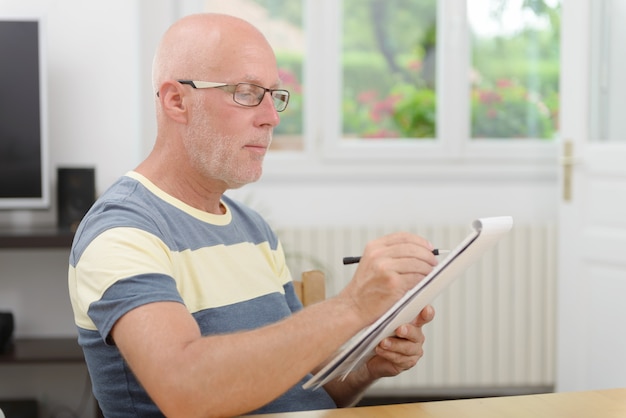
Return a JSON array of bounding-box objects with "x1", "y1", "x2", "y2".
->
[
  {"x1": 70, "y1": 175, "x2": 279, "y2": 266},
  {"x1": 88, "y1": 274, "x2": 183, "y2": 343}
]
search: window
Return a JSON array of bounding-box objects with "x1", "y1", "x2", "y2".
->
[
  {"x1": 186, "y1": 0, "x2": 561, "y2": 171},
  {"x1": 469, "y1": 0, "x2": 560, "y2": 140},
  {"x1": 341, "y1": 0, "x2": 438, "y2": 140}
]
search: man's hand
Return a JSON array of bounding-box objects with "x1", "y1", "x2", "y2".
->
[
  {"x1": 366, "y1": 305, "x2": 435, "y2": 379},
  {"x1": 339, "y1": 232, "x2": 438, "y2": 326},
  {"x1": 323, "y1": 305, "x2": 436, "y2": 408}
]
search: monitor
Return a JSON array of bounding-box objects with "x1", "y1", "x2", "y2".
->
[{"x1": 0, "y1": 17, "x2": 49, "y2": 209}]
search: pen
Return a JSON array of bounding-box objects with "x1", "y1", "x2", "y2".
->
[{"x1": 343, "y1": 249, "x2": 450, "y2": 265}]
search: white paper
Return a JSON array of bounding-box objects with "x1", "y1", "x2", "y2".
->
[{"x1": 303, "y1": 216, "x2": 514, "y2": 390}]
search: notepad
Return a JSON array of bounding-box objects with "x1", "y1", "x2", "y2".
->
[{"x1": 303, "y1": 216, "x2": 514, "y2": 390}]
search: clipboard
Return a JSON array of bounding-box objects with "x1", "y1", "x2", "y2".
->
[{"x1": 303, "y1": 216, "x2": 514, "y2": 390}]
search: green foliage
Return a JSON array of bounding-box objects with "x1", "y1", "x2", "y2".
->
[
  {"x1": 342, "y1": 0, "x2": 436, "y2": 54},
  {"x1": 341, "y1": 76, "x2": 436, "y2": 139},
  {"x1": 342, "y1": 53, "x2": 399, "y2": 102},
  {"x1": 393, "y1": 85, "x2": 436, "y2": 138},
  {"x1": 471, "y1": 79, "x2": 554, "y2": 138},
  {"x1": 471, "y1": 29, "x2": 560, "y2": 99},
  {"x1": 340, "y1": 0, "x2": 561, "y2": 140},
  {"x1": 469, "y1": 1, "x2": 561, "y2": 139},
  {"x1": 342, "y1": 88, "x2": 402, "y2": 138}
]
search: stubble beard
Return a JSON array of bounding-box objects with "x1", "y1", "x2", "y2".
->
[{"x1": 183, "y1": 112, "x2": 268, "y2": 190}]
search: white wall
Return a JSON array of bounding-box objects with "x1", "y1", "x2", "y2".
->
[
  {"x1": 230, "y1": 171, "x2": 556, "y2": 229},
  {"x1": 0, "y1": 0, "x2": 558, "y2": 414},
  {"x1": 0, "y1": 1, "x2": 158, "y2": 416}
]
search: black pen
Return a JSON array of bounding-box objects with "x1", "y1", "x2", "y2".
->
[{"x1": 342, "y1": 249, "x2": 449, "y2": 265}]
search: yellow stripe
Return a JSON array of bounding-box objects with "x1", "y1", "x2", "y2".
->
[
  {"x1": 68, "y1": 264, "x2": 94, "y2": 329},
  {"x1": 69, "y1": 227, "x2": 291, "y2": 330},
  {"x1": 69, "y1": 227, "x2": 174, "y2": 330},
  {"x1": 174, "y1": 241, "x2": 290, "y2": 313}
]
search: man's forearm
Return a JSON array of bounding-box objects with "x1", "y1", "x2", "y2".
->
[{"x1": 322, "y1": 364, "x2": 375, "y2": 408}]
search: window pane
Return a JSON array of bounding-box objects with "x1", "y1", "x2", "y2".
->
[
  {"x1": 341, "y1": 0, "x2": 438, "y2": 140},
  {"x1": 468, "y1": 0, "x2": 561, "y2": 139},
  {"x1": 203, "y1": 0, "x2": 305, "y2": 151}
]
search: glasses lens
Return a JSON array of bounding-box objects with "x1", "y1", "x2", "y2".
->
[
  {"x1": 272, "y1": 90, "x2": 289, "y2": 112},
  {"x1": 232, "y1": 84, "x2": 290, "y2": 112},
  {"x1": 233, "y1": 84, "x2": 263, "y2": 107}
]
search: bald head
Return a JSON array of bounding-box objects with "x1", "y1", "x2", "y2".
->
[
  {"x1": 142, "y1": 13, "x2": 281, "y2": 197},
  {"x1": 152, "y1": 13, "x2": 277, "y2": 94}
]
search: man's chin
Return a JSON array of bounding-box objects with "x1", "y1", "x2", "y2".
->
[{"x1": 227, "y1": 170, "x2": 263, "y2": 190}]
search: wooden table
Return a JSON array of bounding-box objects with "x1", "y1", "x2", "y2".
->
[{"x1": 245, "y1": 388, "x2": 626, "y2": 418}]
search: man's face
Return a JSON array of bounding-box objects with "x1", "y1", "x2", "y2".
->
[
  {"x1": 183, "y1": 93, "x2": 276, "y2": 190},
  {"x1": 181, "y1": 44, "x2": 282, "y2": 190}
]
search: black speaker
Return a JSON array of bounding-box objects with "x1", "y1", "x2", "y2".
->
[
  {"x1": 0, "y1": 312, "x2": 13, "y2": 354},
  {"x1": 0, "y1": 399, "x2": 38, "y2": 418},
  {"x1": 57, "y1": 167, "x2": 96, "y2": 231}
]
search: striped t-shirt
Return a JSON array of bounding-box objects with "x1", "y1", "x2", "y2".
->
[{"x1": 68, "y1": 171, "x2": 336, "y2": 416}]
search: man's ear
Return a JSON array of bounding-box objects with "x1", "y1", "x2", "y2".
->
[{"x1": 158, "y1": 81, "x2": 189, "y2": 124}]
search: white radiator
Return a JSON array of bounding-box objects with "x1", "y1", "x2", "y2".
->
[{"x1": 278, "y1": 222, "x2": 557, "y2": 395}]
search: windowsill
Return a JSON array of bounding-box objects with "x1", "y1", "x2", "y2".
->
[{"x1": 263, "y1": 140, "x2": 559, "y2": 182}]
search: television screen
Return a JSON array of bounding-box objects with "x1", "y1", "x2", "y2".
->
[{"x1": 0, "y1": 18, "x2": 49, "y2": 209}]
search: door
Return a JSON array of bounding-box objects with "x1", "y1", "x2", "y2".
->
[{"x1": 557, "y1": 0, "x2": 626, "y2": 392}]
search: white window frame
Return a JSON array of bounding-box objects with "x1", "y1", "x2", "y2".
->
[{"x1": 177, "y1": 0, "x2": 558, "y2": 182}]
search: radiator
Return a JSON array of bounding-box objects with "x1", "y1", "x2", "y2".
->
[{"x1": 278, "y1": 222, "x2": 557, "y2": 394}]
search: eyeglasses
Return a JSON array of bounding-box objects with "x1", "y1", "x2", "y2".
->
[{"x1": 177, "y1": 80, "x2": 290, "y2": 112}]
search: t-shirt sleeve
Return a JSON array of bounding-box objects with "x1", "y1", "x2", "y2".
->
[{"x1": 70, "y1": 226, "x2": 183, "y2": 344}]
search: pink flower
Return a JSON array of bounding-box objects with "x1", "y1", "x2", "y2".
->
[
  {"x1": 479, "y1": 90, "x2": 502, "y2": 105},
  {"x1": 496, "y1": 78, "x2": 513, "y2": 88},
  {"x1": 369, "y1": 95, "x2": 401, "y2": 122},
  {"x1": 278, "y1": 68, "x2": 303, "y2": 93},
  {"x1": 358, "y1": 90, "x2": 378, "y2": 104},
  {"x1": 278, "y1": 68, "x2": 300, "y2": 87},
  {"x1": 408, "y1": 59, "x2": 422, "y2": 72}
]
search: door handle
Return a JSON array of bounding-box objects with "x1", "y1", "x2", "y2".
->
[{"x1": 560, "y1": 140, "x2": 579, "y2": 202}]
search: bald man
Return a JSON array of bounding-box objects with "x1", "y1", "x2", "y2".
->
[{"x1": 69, "y1": 13, "x2": 436, "y2": 417}]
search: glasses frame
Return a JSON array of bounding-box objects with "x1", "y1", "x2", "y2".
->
[{"x1": 177, "y1": 80, "x2": 290, "y2": 112}]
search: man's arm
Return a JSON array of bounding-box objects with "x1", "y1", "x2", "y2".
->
[
  {"x1": 112, "y1": 297, "x2": 361, "y2": 417},
  {"x1": 111, "y1": 232, "x2": 438, "y2": 418}
]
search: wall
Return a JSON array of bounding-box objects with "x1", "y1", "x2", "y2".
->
[
  {"x1": 0, "y1": 0, "x2": 559, "y2": 415},
  {"x1": 229, "y1": 173, "x2": 556, "y2": 229},
  {"x1": 0, "y1": 1, "x2": 148, "y2": 416}
]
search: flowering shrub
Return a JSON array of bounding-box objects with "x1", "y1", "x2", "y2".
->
[
  {"x1": 342, "y1": 56, "x2": 435, "y2": 139},
  {"x1": 276, "y1": 57, "x2": 558, "y2": 141},
  {"x1": 342, "y1": 84, "x2": 436, "y2": 139},
  {"x1": 343, "y1": 77, "x2": 557, "y2": 140},
  {"x1": 392, "y1": 85, "x2": 436, "y2": 138},
  {"x1": 343, "y1": 90, "x2": 402, "y2": 138},
  {"x1": 471, "y1": 78, "x2": 556, "y2": 139}
]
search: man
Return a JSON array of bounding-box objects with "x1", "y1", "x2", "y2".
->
[{"x1": 68, "y1": 13, "x2": 436, "y2": 417}]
